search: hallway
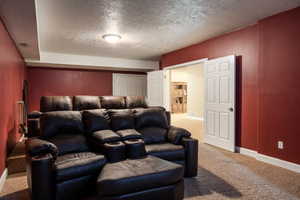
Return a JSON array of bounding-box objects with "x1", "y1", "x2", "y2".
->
[{"x1": 171, "y1": 113, "x2": 203, "y2": 142}]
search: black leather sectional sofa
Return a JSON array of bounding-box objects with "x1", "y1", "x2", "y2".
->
[{"x1": 26, "y1": 96, "x2": 198, "y2": 200}]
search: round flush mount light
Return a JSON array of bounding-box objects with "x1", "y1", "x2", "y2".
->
[{"x1": 102, "y1": 34, "x2": 122, "y2": 43}]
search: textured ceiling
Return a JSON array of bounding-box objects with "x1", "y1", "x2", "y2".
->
[
  {"x1": 36, "y1": 0, "x2": 300, "y2": 61},
  {"x1": 3, "y1": 0, "x2": 300, "y2": 61}
]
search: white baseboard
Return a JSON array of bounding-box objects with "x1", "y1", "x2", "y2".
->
[
  {"x1": 186, "y1": 113, "x2": 204, "y2": 121},
  {"x1": 256, "y1": 153, "x2": 300, "y2": 173},
  {"x1": 235, "y1": 146, "x2": 257, "y2": 158},
  {"x1": 236, "y1": 147, "x2": 300, "y2": 173},
  {"x1": 0, "y1": 168, "x2": 8, "y2": 192}
]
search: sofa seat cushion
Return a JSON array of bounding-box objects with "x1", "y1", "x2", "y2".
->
[
  {"x1": 48, "y1": 134, "x2": 89, "y2": 156},
  {"x1": 55, "y1": 152, "x2": 106, "y2": 182},
  {"x1": 116, "y1": 129, "x2": 143, "y2": 140},
  {"x1": 145, "y1": 143, "x2": 185, "y2": 161},
  {"x1": 137, "y1": 127, "x2": 167, "y2": 144},
  {"x1": 97, "y1": 155, "x2": 183, "y2": 196}
]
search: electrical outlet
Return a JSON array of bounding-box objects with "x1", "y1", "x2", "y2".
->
[{"x1": 278, "y1": 141, "x2": 284, "y2": 149}]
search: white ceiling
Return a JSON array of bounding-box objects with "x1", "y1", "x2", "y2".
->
[
  {"x1": 1, "y1": 0, "x2": 300, "y2": 70},
  {"x1": 36, "y1": 0, "x2": 300, "y2": 61}
]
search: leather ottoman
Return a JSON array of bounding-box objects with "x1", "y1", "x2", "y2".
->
[{"x1": 97, "y1": 156, "x2": 184, "y2": 200}]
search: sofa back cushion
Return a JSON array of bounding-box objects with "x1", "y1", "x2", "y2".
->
[
  {"x1": 48, "y1": 134, "x2": 89, "y2": 156},
  {"x1": 137, "y1": 127, "x2": 167, "y2": 144},
  {"x1": 109, "y1": 109, "x2": 134, "y2": 131},
  {"x1": 125, "y1": 96, "x2": 147, "y2": 108},
  {"x1": 82, "y1": 109, "x2": 110, "y2": 133},
  {"x1": 134, "y1": 108, "x2": 169, "y2": 129},
  {"x1": 73, "y1": 96, "x2": 101, "y2": 111},
  {"x1": 40, "y1": 111, "x2": 84, "y2": 138},
  {"x1": 40, "y1": 96, "x2": 73, "y2": 112},
  {"x1": 100, "y1": 96, "x2": 126, "y2": 109}
]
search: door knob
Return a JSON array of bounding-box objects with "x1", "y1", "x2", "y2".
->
[{"x1": 229, "y1": 107, "x2": 234, "y2": 112}]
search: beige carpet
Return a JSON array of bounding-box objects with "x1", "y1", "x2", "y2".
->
[{"x1": 171, "y1": 113, "x2": 203, "y2": 142}]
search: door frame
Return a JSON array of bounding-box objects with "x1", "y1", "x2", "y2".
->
[
  {"x1": 162, "y1": 56, "x2": 236, "y2": 152},
  {"x1": 162, "y1": 58, "x2": 208, "y2": 111}
]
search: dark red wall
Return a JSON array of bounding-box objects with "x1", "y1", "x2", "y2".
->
[
  {"x1": 27, "y1": 67, "x2": 145, "y2": 112},
  {"x1": 258, "y1": 8, "x2": 300, "y2": 164},
  {"x1": 160, "y1": 7, "x2": 300, "y2": 164},
  {"x1": 0, "y1": 20, "x2": 26, "y2": 174}
]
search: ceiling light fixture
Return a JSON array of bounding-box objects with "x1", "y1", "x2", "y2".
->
[{"x1": 102, "y1": 34, "x2": 122, "y2": 43}]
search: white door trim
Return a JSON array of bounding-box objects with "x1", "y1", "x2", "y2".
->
[
  {"x1": 162, "y1": 58, "x2": 208, "y2": 111},
  {"x1": 162, "y1": 58, "x2": 208, "y2": 71}
]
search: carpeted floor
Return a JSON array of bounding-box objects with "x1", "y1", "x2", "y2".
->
[
  {"x1": 172, "y1": 113, "x2": 204, "y2": 142},
  {"x1": 1, "y1": 142, "x2": 300, "y2": 200}
]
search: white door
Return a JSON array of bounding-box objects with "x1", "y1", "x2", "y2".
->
[
  {"x1": 204, "y1": 55, "x2": 236, "y2": 152},
  {"x1": 113, "y1": 73, "x2": 147, "y2": 96},
  {"x1": 147, "y1": 70, "x2": 165, "y2": 107}
]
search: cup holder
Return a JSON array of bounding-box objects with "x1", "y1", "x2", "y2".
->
[
  {"x1": 124, "y1": 139, "x2": 146, "y2": 159},
  {"x1": 107, "y1": 141, "x2": 122, "y2": 146},
  {"x1": 103, "y1": 141, "x2": 126, "y2": 162}
]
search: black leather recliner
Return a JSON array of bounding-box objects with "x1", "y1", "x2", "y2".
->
[{"x1": 26, "y1": 96, "x2": 198, "y2": 200}]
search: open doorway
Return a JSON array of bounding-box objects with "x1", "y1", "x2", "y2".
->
[
  {"x1": 148, "y1": 55, "x2": 236, "y2": 152},
  {"x1": 164, "y1": 61, "x2": 205, "y2": 142}
]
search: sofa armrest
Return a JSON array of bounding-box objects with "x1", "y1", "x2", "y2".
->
[
  {"x1": 27, "y1": 118, "x2": 41, "y2": 137},
  {"x1": 91, "y1": 130, "x2": 121, "y2": 144},
  {"x1": 167, "y1": 126, "x2": 191, "y2": 144},
  {"x1": 181, "y1": 137, "x2": 198, "y2": 177},
  {"x1": 26, "y1": 153, "x2": 55, "y2": 200},
  {"x1": 88, "y1": 130, "x2": 121, "y2": 153},
  {"x1": 26, "y1": 138, "x2": 58, "y2": 159},
  {"x1": 28, "y1": 111, "x2": 42, "y2": 119}
]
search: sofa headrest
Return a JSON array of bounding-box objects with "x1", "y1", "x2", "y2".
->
[
  {"x1": 40, "y1": 96, "x2": 73, "y2": 112},
  {"x1": 40, "y1": 111, "x2": 84, "y2": 138},
  {"x1": 100, "y1": 96, "x2": 126, "y2": 109},
  {"x1": 73, "y1": 96, "x2": 101, "y2": 111},
  {"x1": 125, "y1": 96, "x2": 147, "y2": 108},
  {"x1": 39, "y1": 96, "x2": 150, "y2": 111}
]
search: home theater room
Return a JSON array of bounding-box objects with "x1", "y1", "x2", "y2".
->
[{"x1": 1, "y1": 0, "x2": 300, "y2": 200}]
